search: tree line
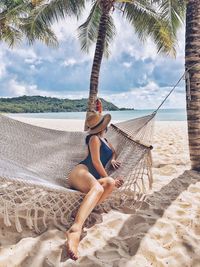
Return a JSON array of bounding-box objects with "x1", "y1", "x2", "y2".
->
[{"x1": 0, "y1": 95, "x2": 132, "y2": 113}]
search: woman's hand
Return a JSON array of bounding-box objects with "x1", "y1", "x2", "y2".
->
[
  {"x1": 111, "y1": 159, "x2": 121, "y2": 169},
  {"x1": 115, "y1": 176, "x2": 124, "y2": 188}
]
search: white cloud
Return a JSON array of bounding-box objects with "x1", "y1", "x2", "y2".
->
[
  {"x1": 123, "y1": 62, "x2": 132, "y2": 68},
  {"x1": 6, "y1": 78, "x2": 88, "y2": 99},
  {"x1": 102, "y1": 80, "x2": 186, "y2": 109},
  {"x1": 62, "y1": 58, "x2": 77, "y2": 67},
  {"x1": 8, "y1": 79, "x2": 37, "y2": 96},
  {"x1": 0, "y1": 49, "x2": 7, "y2": 78},
  {"x1": 11, "y1": 47, "x2": 36, "y2": 58},
  {"x1": 0, "y1": 63, "x2": 6, "y2": 78},
  {"x1": 4, "y1": 76, "x2": 186, "y2": 109}
]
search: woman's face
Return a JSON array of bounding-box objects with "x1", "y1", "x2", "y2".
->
[
  {"x1": 98, "y1": 126, "x2": 108, "y2": 136},
  {"x1": 102, "y1": 127, "x2": 108, "y2": 135}
]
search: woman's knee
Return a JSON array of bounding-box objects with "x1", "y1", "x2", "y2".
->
[
  {"x1": 105, "y1": 177, "x2": 115, "y2": 187},
  {"x1": 92, "y1": 183, "x2": 104, "y2": 195}
]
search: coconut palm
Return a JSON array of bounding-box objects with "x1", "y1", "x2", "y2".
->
[
  {"x1": 77, "y1": 0, "x2": 186, "y2": 130},
  {"x1": 185, "y1": 0, "x2": 200, "y2": 171}
]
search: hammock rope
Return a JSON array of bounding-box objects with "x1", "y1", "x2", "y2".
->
[{"x1": 153, "y1": 60, "x2": 199, "y2": 114}]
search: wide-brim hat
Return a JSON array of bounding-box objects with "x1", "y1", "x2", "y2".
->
[{"x1": 86, "y1": 111, "x2": 111, "y2": 134}]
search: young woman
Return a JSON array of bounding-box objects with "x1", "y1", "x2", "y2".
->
[{"x1": 66, "y1": 111, "x2": 124, "y2": 260}]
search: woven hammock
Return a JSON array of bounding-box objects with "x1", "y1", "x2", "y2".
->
[{"x1": 0, "y1": 112, "x2": 155, "y2": 233}]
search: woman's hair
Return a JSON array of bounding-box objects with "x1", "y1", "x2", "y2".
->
[
  {"x1": 85, "y1": 133, "x2": 97, "y2": 145},
  {"x1": 85, "y1": 126, "x2": 108, "y2": 145}
]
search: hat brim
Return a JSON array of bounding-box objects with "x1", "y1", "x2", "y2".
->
[{"x1": 87, "y1": 113, "x2": 111, "y2": 134}]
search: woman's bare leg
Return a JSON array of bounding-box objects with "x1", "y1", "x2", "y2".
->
[
  {"x1": 96, "y1": 176, "x2": 124, "y2": 206},
  {"x1": 96, "y1": 177, "x2": 115, "y2": 205},
  {"x1": 66, "y1": 184, "x2": 104, "y2": 260},
  {"x1": 65, "y1": 165, "x2": 104, "y2": 260}
]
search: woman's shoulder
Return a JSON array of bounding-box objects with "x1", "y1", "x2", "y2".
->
[
  {"x1": 86, "y1": 134, "x2": 101, "y2": 145},
  {"x1": 89, "y1": 135, "x2": 101, "y2": 143}
]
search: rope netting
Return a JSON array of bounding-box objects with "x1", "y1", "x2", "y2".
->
[{"x1": 0, "y1": 113, "x2": 153, "y2": 232}]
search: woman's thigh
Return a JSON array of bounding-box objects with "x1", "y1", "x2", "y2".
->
[{"x1": 68, "y1": 164, "x2": 100, "y2": 193}]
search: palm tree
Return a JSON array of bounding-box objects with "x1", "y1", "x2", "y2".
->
[
  {"x1": 78, "y1": 0, "x2": 185, "y2": 130},
  {"x1": 185, "y1": 0, "x2": 200, "y2": 171}
]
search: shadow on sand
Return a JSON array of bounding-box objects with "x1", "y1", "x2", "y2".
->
[{"x1": 71, "y1": 169, "x2": 200, "y2": 266}]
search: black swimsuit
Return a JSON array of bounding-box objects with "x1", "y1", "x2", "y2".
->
[{"x1": 77, "y1": 136, "x2": 113, "y2": 179}]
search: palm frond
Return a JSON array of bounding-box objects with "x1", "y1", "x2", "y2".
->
[
  {"x1": 1, "y1": 24, "x2": 23, "y2": 48},
  {"x1": 0, "y1": 0, "x2": 86, "y2": 48},
  {"x1": 156, "y1": 0, "x2": 186, "y2": 36},
  {"x1": 119, "y1": 0, "x2": 185, "y2": 56},
  {"x1": 77, "y1": 1, "x2": 116, "y2": 58},
  {"x1": 27, "y1": 0, "x2": 86, "y2": 27},
  {"x1": 19, "y1": 15, "x2": 59, "y2": 47}
]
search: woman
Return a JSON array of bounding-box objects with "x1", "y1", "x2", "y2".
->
[{"x1": 65, "y1": 111, "x2": 124, "y2": 260}]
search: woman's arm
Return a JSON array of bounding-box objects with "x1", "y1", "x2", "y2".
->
[
  {"x1": 107, "y1": 140, "x2": 121, "y2": 169},
  {"x1": 107, "y1": 141, "x2": 117, "y2": 160},
  {"x1": 89, "y1": 136, "x2": 108, "y2": 177}
]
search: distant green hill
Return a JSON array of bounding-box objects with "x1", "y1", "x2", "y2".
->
[{"x1": 0, "y1": 95, "x2": 134, "y2": 113}]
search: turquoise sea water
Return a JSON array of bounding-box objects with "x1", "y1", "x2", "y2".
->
[{"x1": 9, "y1": 109, "x2": 187, "y2": 121}]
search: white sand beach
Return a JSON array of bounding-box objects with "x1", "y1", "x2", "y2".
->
[{"x1": 1, "y1": 117, "x2": 200, "y2": 267}]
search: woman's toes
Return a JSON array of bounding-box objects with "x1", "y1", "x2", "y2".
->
[{"x1": 65, "y1": 227, "x2": 81, "y2": 260}]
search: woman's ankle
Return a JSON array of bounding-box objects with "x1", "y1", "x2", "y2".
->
[{"x1": 68, "y1": 223, "x2": 82, "y2": 233}]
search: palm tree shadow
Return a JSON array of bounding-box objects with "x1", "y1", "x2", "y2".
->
[{"x1": 80, "y1": 169, "x2": 200, "y2": 264}]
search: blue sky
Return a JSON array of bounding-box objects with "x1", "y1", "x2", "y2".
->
[{"x1": 0, "y1": 5, "x2": 186, "y2": 109}]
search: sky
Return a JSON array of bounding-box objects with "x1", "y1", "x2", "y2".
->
[{"x1": 0, "y1": 3, "x2": 186, "y2": 109}]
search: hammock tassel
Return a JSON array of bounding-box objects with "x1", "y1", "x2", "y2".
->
[
  {"x1": 61, "y1": 211, "x2": 67, "y2": 225},
  {"x1": 15, "y1": 209, "x2": 22, "y2": 232},
  {"x1": 42, "y1": 210, "x2": 47, "y2": 228},
  {"x1": 26, "y1": 209, "x2": 33, "y2": 229},
  {"x1": 53, "y1": 211, "x2": 58, "y2": 225},
  {"x1": 53, "y1": 212, "x2": 64, "y2": 230},
  {"x1": 33, "y1": 208, "x2": 40, "y2": 233},
  {"x1": 3, "y1": 201, "x2": 12, "y2": 227}
]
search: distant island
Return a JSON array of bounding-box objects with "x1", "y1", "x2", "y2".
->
[{"x1": 0, "y1": 95, "x2": 134, "y2": 113}]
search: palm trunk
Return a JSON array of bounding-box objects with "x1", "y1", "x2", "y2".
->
[
  {"x1": 185, "y1": 0, "x2": 200, "y2": 170},
  {"x1": 83, "y1": 0, "x2": 113, "y2": 131}
]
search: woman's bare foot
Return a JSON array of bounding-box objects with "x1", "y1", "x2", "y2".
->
[
  {"x1": 65, "y1": 224, "x2": 82, "y2": 261},
  {"x1": 115, "y1": 176, "x2": 124, "y2": 188}
]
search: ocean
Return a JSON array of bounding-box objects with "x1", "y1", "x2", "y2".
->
[{"x1": 8, "y1": 109, "x2": 187, "y2": 121}]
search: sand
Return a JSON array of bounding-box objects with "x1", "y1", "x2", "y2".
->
[{"x1": 1, "y1": 117, "x2": 200, "y2": 267}]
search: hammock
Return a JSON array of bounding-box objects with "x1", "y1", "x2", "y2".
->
[{"x1": 0, "y1": 111, "x2": 156, "y2": 233}]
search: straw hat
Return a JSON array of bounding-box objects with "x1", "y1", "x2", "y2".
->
[{"x1": 86, "y1": 111, "x2": 111, "y2": 134}]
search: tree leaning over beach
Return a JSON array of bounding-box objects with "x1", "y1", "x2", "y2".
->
[
  {"x1": 185, "y1": 0, "x2": 200, "y2": 171},
  {"x1": 77, "y1": 0, "x2": 186, "y2": 130}
]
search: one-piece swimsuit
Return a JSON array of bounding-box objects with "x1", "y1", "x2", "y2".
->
[{"x1": 77, "y1": 136, "x2": 113, "y2": 179}]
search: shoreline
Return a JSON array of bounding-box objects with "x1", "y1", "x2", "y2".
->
[{"x1": 6, "y1": 116, "x2": 188, "y2": 132}]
